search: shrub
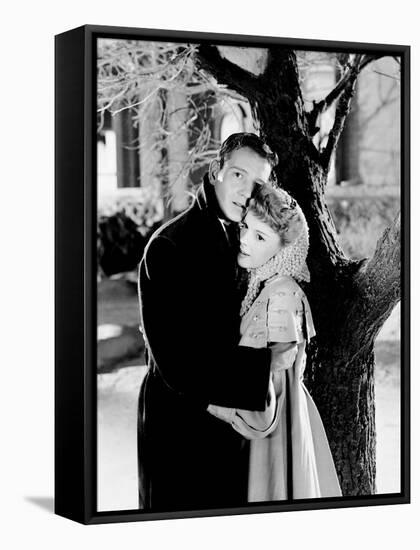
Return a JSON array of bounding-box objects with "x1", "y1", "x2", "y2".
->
[{"x1": 98, "y1": 188, "x2": 164, "y2": 277}]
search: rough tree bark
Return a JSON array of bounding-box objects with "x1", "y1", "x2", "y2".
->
[{"x1": 196, "y1": 46, "x2": 401, "y2": 495}]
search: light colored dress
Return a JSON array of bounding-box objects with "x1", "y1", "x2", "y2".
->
[{"x1": 208, "y1": 274, "x2": 342, "y2": 501}]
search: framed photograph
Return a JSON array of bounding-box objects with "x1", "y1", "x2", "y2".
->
[{"x1": 55, "y1": 24, "x2": 410, "y2": 524}]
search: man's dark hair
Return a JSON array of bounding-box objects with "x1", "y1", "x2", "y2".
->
[{"x1": 218, "y1": 133, "x2": 278, "y2": 178}]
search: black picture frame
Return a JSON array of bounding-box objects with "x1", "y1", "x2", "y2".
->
[{"x1": 55, "y1": 24, "x2": 410, "y2": 525}]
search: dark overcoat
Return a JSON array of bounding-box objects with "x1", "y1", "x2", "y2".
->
[{"x1": 137, "y1": 176, "x2": 271, "y2": 512}]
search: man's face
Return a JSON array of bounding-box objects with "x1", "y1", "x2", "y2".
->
[{"x1": 210, "y1": 147, "x2": 272, "y2": 222}]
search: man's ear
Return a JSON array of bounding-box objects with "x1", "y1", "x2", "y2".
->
[{"x1": 208, "y1": 159, "x2": 220, "y2": 185}]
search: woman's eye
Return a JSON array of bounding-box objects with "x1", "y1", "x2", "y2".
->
[
  {"x1": 257, "y1": 234, "x2": 265, "y2": 241},
  {"x1": 235, "y1": 172, "x2": 242, "y2": 178}
]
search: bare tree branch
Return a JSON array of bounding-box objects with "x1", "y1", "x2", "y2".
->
[
  {"x1": 195, "y1": 44, "x2": 262, "y2": 98},
  {"x1": 359, "y1": 54, "x2": 387, "y2": 71},
  {"x1": 97, "y1": 39, "x2": 234, "y2": 197},
  {"x1": 318, "y1": 54, "x2": 365, "y2": 169},
  {"x1": 370, "y1": 69, "x2": 401, "y2": 81},
  {"x1": 306, "y1": 56, "x2": 359, "y2": 136},
  {"x1": 307, "y1": 54, "x2": 388, "y2": 141}
]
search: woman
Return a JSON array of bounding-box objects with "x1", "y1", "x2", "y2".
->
[{"x1": 208, "y1": 184, "x2": 342, "y2": 501}]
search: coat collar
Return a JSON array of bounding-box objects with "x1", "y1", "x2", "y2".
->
[
  {"x1": 196, "y1": 173, "x2": 230, "y2": 223},
  {"x1": 196, "y1": 173, "x2": 241, "y2": 247}
]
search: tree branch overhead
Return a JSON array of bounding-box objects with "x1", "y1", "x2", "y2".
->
[
  {"x1": 309, "y1": 54, "x2": 389, "y2": 166},
  {"x1": 195, "y1": 44, "x2": 262, "y2": 98}
]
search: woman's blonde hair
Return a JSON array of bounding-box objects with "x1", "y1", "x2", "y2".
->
[{"x1": 248, "y1": 185, "x2": 305, "y2": 247}]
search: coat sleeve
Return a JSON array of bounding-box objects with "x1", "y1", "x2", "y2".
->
[
  {"x1": 207, "y1": 378, "x2": 279, "y2": 439},
  {"x1": 139, "y1": 236, "x2": 271, "y2": 411}
]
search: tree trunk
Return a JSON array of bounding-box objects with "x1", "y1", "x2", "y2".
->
[
  {"x1": 245, "y1": 72, "x2": 377, "y2": 494},
  {"x1": 265, "y1": 131, "x2": 377, "y2": 493},
  {"x1": 196, "y1": 46, "x2": 401, "y2": 496},
  {"x1": 255, "y1": 84, "x2": 378, "y2": 495},
  {"x1": 306, "y1": 318, "x2": 377, "y2": 494}
]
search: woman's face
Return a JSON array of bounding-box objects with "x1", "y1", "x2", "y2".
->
[{"x1": 237, "y1": 211, "x2": 281, "y2": 269}]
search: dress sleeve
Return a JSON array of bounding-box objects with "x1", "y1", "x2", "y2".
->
[
  {"x1": 207, "y1": 378, "x2": 279, "y2": 440},
  {"x1": 267, "y1": 288, "x2": 305, "y2": 344}
]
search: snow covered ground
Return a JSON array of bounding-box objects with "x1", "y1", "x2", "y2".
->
[{"x1": 97, "y1": 304, "x2": 401, "y2": 511}]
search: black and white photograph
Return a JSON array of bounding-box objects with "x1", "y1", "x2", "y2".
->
[
  {"x1": 5, "y1": 0, "x2": 420, "y2": 546},
  {"x1": 94, "y1": 29, "x2": 407, "y2": 517}
]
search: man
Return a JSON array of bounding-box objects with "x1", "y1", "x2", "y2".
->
[{"x1": 137, "y1": 133, "x2": 278, "y2": 511}]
